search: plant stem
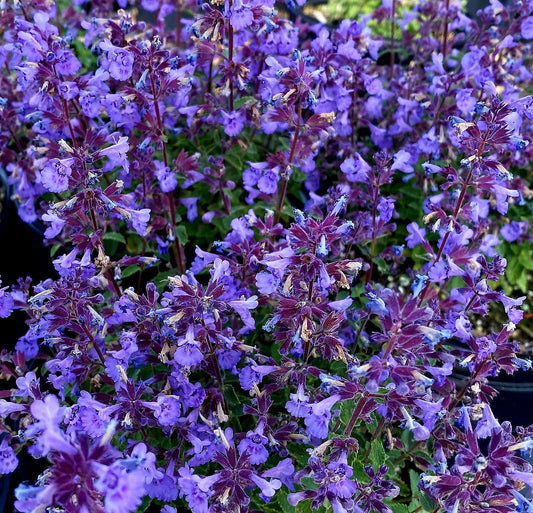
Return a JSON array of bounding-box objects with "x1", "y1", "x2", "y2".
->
[
  {"x1": 389, "y1": 0, "x2": 397, "y2": 80},
  {"x1": 150, "y1": 72, "x2": 185, "y2": 274},
  {"x1": 442, "y1": 0, "x2": 451, "y2": 62},
  {"x1": 303, "y1": 281, "x2": 314, "y2": 361},
  {"x1": 344, "y1": 394, "x2": 368, "y2": 437},
  {"x1": 365, "y1": 176, "x2": 380, "y2": 283},
  {"x1": 228, "y1": 0, "x2": 234, "y2": 111},
  {"x1": 274, "y1": 101, "x2": 302, "y2": 224},
  {"x1": 176, "y1": 0, "x2": 182, "y2": 46},
  {"x1": 417, "y1": 128, "x2": 490, "y2": 306},
  {"x1": 62, "y1": 98, "x2": 78, "y2": 149}
]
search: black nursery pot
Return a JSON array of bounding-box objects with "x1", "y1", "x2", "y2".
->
[
  {"x1": 0, "y1": 169, "x2": 55, "y2": 291},
  {"x1": 0, "y1": 169, "x2": 55, "y2": 513},
  {"x1": 449, "y1": 342, "x2": 533, "y2": 428}
]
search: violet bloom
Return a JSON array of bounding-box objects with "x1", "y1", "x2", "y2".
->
[
  {"x1": 178, "y1": 466, "x2": 210, "y2": 513},
  {"x1": 521, "y1": 16, "x2": 533, "y2": 39},
  {"x1": 174, "y1": 324, "x2": 203, "y2": 366},
  {"x1": 0, "y1": 438, "x2": 18, "y2": 474},
  {"x1": 155, "y1": 395, "x2": 181, "y2": 427},
  {"x1": 256, "y1": 271, "x2": 280, "y2": 294},
  {"x1": 130, "y1": 208, "x2": 151, "y2": 236},
  {"x1": 98, "y1": 136, "x2": 130, "y2": 174},
  {"x1": 95, "y1": 463, "x2": 146, "y2": 513},
  {"x1": 238, "y1": 424, "x2": 269, "y2": 464},
  {"x1": 221, "y1": 110, "x2": 246, "y2": 136},
  {"x1": 58, "y1": 81, "x2": 79, "y2": 100},
  {"x1": 229, "y1": 0, "x2": 253, "y2": 30},
  {"x1": 228, "y1": 295, "x2": 258, "y2": 330},
  {"x1": 286, "y1": 384, "x2": 311, "y2": 418},
  {"x1": 0, "y1": 281, "x2": 14, "y2": 318},
  {"x1": 40, "y1": 158, "x2": 74, "y2": 193},
  {"x1": 99, "y1": 40, "x2": 134, "y2": 81},
  {"x1": 155, "y1": 161, "x2": 177, "y2": 193},
  {"x1": 500, "y1": 221, "x2": 522, "y2": 242},
  {"x1": 304, "y1": 394, "x2": 340, "y2": 439},
  {"x1": 340, "y1": 153, "x2": 370, "y2": 182},
  {"x1": 257, "y1": 168, "x2": 280, "y2": 194}
]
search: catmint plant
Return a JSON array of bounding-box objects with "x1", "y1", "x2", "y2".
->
[{"x1": 0, "y1": 0, "x2": 533, "y2": 512}]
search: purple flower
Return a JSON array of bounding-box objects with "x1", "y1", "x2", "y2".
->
[
  {"x1": 174, "y1": 325, "x2": 203, "y2": 366},
  {"x1": 15, "y1": 335, "x2": 39, "y2": 359},
  {"x1": 178, "y1": 466, "x2": 210, "y2": 513},
  {"x1": 58, "y1": 81, "x2": 79, "y2": 100},
  {"x1": 257, "y1": 168, "x2": 280, "y2": 194},
  {"x1": 98, "y1": 136, "x2": 130, "y2": 174},
  {"x1": 521, "y1": 17, "x2": 533, "y2": 39},
  {"x1": 0, "y1": 438, "x2": 18, "y2": 474},
  {"x1": 304, "y1": 394, "x2": 340, "y2": 439},
  {"x1": 340, "y1": 153, "x2": 370, "y2": 182},
  {"x1": 130, "y1": 208, "x2": 151, "y2": 236},
  {"x1": 40, "y1": 158, "x2": 74, "y2": 193},
  {"x1": 180, "y1": 197, "x2": 199, "y2": 221},
  {"x1": 99, "y1": 41, "x2": 134, "y2": 81},
  {"x1": 0, "y1": 282, "x2": 14, "y2": 318},
  {"x1": 155, "y1": 395, "x2": 181, "y2": 427},
  {"x1": 155, "y1": 161, "x2": 177, "y2": 193},
  {"x1": 500, "y1": 221, "x2": 522, "y2": 242},
  {"x1": 286, "y1": 384, "x2": 311, "y2": 418},
  {"x1": 391, "y1": 149, "x2": 414, "y2": 174},
  {"x1": 256, "y1": 272, "x2": 280, "y2": 294},
  {"x1": 238, "y1": 425, "x2": 269, "y2": 464},
  {"x1": 95, "y1": 464, "x2": 146, "y2": 513},
  {"x1": 228, "y1": 295, "x2": 258, "y2": 330},
  {"x1": 229, "y1": 0, "x2": 253, "y2": 30},
  {"x1": 141, "y1": 0, "x2": 160, "y2": 11},
  {"x1": 221, "y1": 110, "x2": 245, "y2": 136},
  {"x1": 405, "y1": 222, "x2": 427, "y2": 248}
]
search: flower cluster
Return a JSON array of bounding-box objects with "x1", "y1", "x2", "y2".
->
[{"x1": 1, "y1": 0, "x2": 533, "y2": 512}]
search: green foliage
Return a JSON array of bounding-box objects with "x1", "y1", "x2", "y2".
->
[{"x1": 499, "y1": 240, "x2": 533, "y2": 294}]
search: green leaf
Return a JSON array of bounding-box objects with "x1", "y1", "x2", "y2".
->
[
  {"x1": 225, "y1": 144, "x2": 244, "y2": 171},
  {"x1": 234, "y1": 95, "x2": 258, "y2": 109},
  {"x1": 121, "y1": 265, "x2": 141, "y2": 279},
  {"x1": 134, "y1": 496, "x2": 153, "y2": 513},
  {"x1": 369, "y1": 439, "x2": 387, "y2": 468},
  {"x1": 340, "y1": 399, "x2": 355, "y2": 427},
  {"x1": 420, "y1": 492, "x2": 437, "y2": 511},
  {"x1": 152, "y1": 269, "x2": 179, "y2": 292},
  {"x1": 518, "y1": 245, "x2": 533, "y2": 270},
  {"x1": 103, "y1": 232, "x2": 126, "y2": 244},
  {"x1": 390, "y1": 504, "x2": 410, "y2": 513},
  {"x1": 50, "y1": 244, "x2": 62, "y2": 257},
  {"x1": 175, "y1": 225, "x2": 188, "y2": 245},
  {"x1": 126, "y1": 234, "x2": 143, "y2": 254},
  {"x1": 516, "y1": 272, "x2": 528, "y2": 293}
]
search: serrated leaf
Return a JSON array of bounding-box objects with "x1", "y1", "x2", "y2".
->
[
  {"x1": 340, "y1": 399, "x2": 355, "y2": 427},
  {"x1": 103, "y1": 232, "x2": 126, "y2": 244},
  {"x1": 273, "y1": 489, "x2": 296, "y2": 513},
  {"x1": 390, "y1": 503, "x2": 410, "y2": 513},
  {"x1": 369, "y1": 439, "x2": 387, "y2": 468},
  {"x1": 420, "y1": 491, "x2": 437, "y2": 511},
  {"x1": 409, "y1": 469, "x2": 419, "y2": 494}
]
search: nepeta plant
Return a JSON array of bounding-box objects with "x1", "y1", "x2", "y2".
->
[{"x1": 1, "y1": 0, "x2": 533, "y2": 512}]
